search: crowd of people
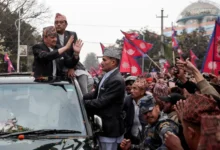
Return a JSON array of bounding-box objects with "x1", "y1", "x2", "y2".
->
[{"x1": 32, "y1": 12, "x2": 220, "y2": 150}]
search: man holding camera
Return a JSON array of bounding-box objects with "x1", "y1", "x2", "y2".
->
[{"x1": 169, "y1": 58, "x2": 198, "y2": 94}]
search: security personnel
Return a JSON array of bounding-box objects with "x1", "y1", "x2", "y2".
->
[{"x1": 120, "y1": 97, "x2": 179, "y2": 150}]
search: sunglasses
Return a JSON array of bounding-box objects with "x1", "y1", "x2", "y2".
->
[{"x1": 55, "y1": 21, "x2": 65, "y2": 24}]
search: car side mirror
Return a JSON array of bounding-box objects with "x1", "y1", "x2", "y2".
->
[{"x1": 94, "y1": 115, "x2": 102, "y2": 132}]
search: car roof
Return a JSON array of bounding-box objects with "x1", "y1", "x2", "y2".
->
[{"x1": 0, "y1": 72, "x2": 71, "y2": 84}]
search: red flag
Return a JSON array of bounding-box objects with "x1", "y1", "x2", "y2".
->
[
  {"x1": 172, "y1": 27, "x2": 178, "y2": 49},
  {"x1": 121, "y1": 30, "x2": 139, "y2": 41},
  {"x1": 100, "y1": 43, "x2": 105, "y2": 54},
  {"x1": 4, "y1": 53, "x2": 9, "y2": 62},
  {"x1": 124, "y1": 39, "x2": 142, "y2": 57},
  {"x1": 97, "y1": 64, "x2": 103, "y2": 75},
  {"x1": 89, "y1": 67, "x2": 97, "y2": 77},
  {"x1": 121, "y1": 31, "x2": 153, "y2": 54},
  {"x1": 202, "y1": 18, "x2": 220, "y2": 75},
  {"x1": 190, "y1": 50, "x2": 198, "y2": 66},
  {"x1": 177, "y1": 48, "x2": 184, "y2": 60},
  {"x1": 7, "y1": 60, "x2": 14, "y2": 73},
  {"x1": 128, "y1": 56, "x2": 142, "y2": 76},
  {"x1": 131, "y1": 39, "x2": 153, "y2": 53},
  {"x1": 163, "y1": 61, "x2": 170, "y2": 73},
  {"x1": 120, "y1": 44, "x2": 131, "y2": 73},
  {"x1": 120, "y1": 39, "x2": 142, "y2": 76}
]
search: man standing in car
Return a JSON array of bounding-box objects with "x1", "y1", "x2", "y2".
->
[
  {"x1": 83, "y1": 47, "x2": 125, "y2": 150},
  {"x1": 54, "y1": 13, "x2": 91, "y2": 94}
]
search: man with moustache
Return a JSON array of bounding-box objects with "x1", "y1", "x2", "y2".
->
[
  {"x1": 32, "y1": 26, "x2": 83, "y2": 78},
  {"x1": 54, "y1": 13, "x2": 91, "y2": 94},
  {"x1": 83, "y1": 47, "x2": 125, "y2": 150}
]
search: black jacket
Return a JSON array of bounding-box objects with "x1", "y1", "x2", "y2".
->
[
  {"x1": 123, "y1": 95, "x2": 150, "y2": 144},
  {"x1": 83, "y1": 69, "x2": 125, "y2": 137},
  {"x1": 56, "y1": 30, "x2": 85, "y2": 71},
  {"x1": 32, "y1": 43, "x2": 79, "y2": 77}
]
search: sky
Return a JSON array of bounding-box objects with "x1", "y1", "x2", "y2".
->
[{"x1": 36, "y1": 0, "x2": 220, "y2": 63}]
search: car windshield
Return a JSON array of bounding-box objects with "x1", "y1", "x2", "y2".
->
[{"x1": 0, "y1": 83, "x2": 86, "y2": 135}]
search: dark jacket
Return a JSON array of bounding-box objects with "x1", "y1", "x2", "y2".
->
[
  {"x1": 32, "y1": 43, "x2": 79, "y2": 77},
  {"x1": 83, "y1": 69, "x2": 125, "y2": 137},
  {"x1": 123, "y1": 95, "x2": 150, "y2": 144},
  {"x1": 56, "y1": 30, "x2": 85, "y2": 71}
]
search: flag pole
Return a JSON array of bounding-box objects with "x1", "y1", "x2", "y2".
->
[
  {"x1": 173, "y1": 50, "x2": 175, "y2": 65},
  {"x1": 172, "y1": 22, "x2": 175, "y2": 65},
  {"x1": 144, "y1": 54, "x2": 161, "y2": 70}
]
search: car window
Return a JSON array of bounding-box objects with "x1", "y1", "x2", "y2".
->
[{"x1": 0, "y1": 83, "x2": 86, "y2": 135}]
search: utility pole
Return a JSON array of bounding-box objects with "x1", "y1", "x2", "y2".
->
[
  {"x1": 15, "y1": 8, "x2": 21, "y2": 72},
  {"x1": 156, "y1": 8, "x2": 168, "y2": 57}
]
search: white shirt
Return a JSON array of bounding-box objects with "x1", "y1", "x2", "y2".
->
[
  {"x1": 97, "y1": 67, "x2": 118, "y2": 97},
  {"x1": 131, "y1": 100, "x2": 142, "y2": 137},
  {"x1": 49, "y1": 47, "x2": 57, "y2": 76},
  {"x1": 58, "y1": 34, "x2": 64, "y2": 46}
]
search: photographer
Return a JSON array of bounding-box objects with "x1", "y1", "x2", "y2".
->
[
  {"x1": 203, "y1": 73, "x2": 220, "y2": 94},
  {"x1": 176, "y1": 58, "x2": 219, "y2": 98}
]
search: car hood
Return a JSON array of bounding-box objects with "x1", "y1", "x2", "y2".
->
[{"x1": 0, "y1": 137, "x2": 93, "y2": 150}]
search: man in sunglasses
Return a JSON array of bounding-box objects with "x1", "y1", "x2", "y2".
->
[
  {"x1": 55, "y1": 13, "x2": 91, "y2": 94},
  {"x1": 32, "y1": 26, "x2": 83, "y2": 78}
]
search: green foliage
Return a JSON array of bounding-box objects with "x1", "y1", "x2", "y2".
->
[
  {"x1": 0, "y1": 0, "x2": 50, "y2": 73},
  {"x1": 177, "y1": 27, "x2": 209, "y2": 69},
  {"x1": 83, "y1": 52, "x2": 99, "y2": 71}
]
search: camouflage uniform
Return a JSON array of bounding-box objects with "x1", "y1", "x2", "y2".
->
[{"x1": 131, "y1": 113, "x2": 179, "y2": 150}]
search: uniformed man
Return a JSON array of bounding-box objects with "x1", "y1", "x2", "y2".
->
[{"x1": 120, "y1": 97, "x2": 179, "y2": 150}]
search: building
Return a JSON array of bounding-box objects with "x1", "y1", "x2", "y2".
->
[{"x1": 164, "y1": 0, "x2": 220, "y2": 37}]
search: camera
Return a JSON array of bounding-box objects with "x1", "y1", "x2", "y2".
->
[{"x1": 202, "y1": 73, "x2": 210, "y2": 81}]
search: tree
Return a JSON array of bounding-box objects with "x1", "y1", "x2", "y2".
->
[
  {"x1": 83, "y1": 52, "x2": 99, "y2": 71},
  {"x1": 177, "y1": 27, "x2": 209, "y2": 69},
  {"x1": 0, "y1": 0, "x2": 50, "y2": 72}
]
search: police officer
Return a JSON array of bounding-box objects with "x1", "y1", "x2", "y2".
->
[{"x1": 120, "y1": 97, "x2": 179, "y2": 150}]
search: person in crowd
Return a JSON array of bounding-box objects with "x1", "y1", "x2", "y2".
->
[
  {"x1": 159, "y1": 93, "x2": 185, "y2": 123},
  {"x1": 172, "y1": 64, "x2": 198, "y2": 94},
  {"x1": 120, "y1": 97, "x2": 179, "y2": 150},
  {"x1": 153, "y1": 80, "x2": 169, "y2": 110},
  {"x1": 125, "y1": 76, "x2": 137, "y2": 96},
  {"x1": 164, "y1": 94, "x2": 220, "y2": 150},
  {"x1": 176, "y1": 58, "x2": 220, "y2": 97},
  {"x1": 83, "y1": 47, "x2": 125, "y2": 150},
  {"x1": 32, "y1": 26, "x2": 82, "y2": 78},
  {"x1": 123, "y1": 76, "x2": 152, "y2": 145}
]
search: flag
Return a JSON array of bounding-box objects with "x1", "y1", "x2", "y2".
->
[
  {"x1": 128, "y1": 56, "x2": 142, "y2": 76},
  {"x1": 163, "y1": 60, "x2": 170, "y2": 73},
  {"x1": 97, "y1": 64, "x2": 103, "y2": 75},
  {"x1": 190, "y1": 50, "x2": 198, "y2": 66},
  {"x1": 121, "y1": 31, "x2": 153, "y2": 54},
  {"x1": 177, "y1": 48, "x2": 184, "y2": 60},
  {"x1": 131, "y1": 39, "x2": 153, "y2": 53},
  {"x1": 4, "y1": 53, "x2": 9, "y2": 62},
  {"x1": 172, "y1": 27, "x2": 178, "y2": 49},
  {"x1": 121, "y1": 30, "x2": 139, "y2": 41},
  {"x1": 202, "y1": 17, "x2": 220, "y2": 75},
  {"x1": 7, "y1": 60, "x2": 14, "y2": 73},
  {"x1": 89, "y1": 67, "x2": 97, "y2": 77},
  {"x1": 100, "y1": 43, "x2": 105, "y2": 54},
  {"x1": 120, "y1": 39, "x2": 142, "y2": 76},
  {"x1": 120, "y1": 43, "x2": 131, "y2": 73},
  {"x1": 124, "y1": 38, "x2": 143, "y2": 57}
]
